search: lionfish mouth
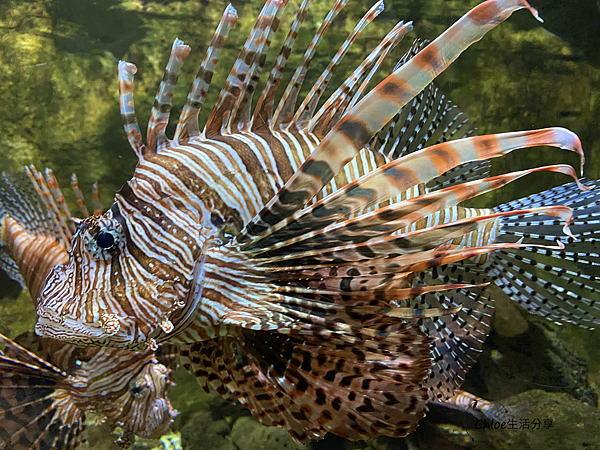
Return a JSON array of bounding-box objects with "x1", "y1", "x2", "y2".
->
[{"x1": 144, "y1": 399, "x2": 179, "y2": 439}]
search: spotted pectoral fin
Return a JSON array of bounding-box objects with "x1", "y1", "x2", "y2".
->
[
  {"x1": 182, "y1": 326, "x2": 431, "y2": 444},
  {"x1": 0, "y1": 334, "x2": 86, "y2": 450}
]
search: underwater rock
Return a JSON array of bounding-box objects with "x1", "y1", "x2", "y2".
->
[
  {"x1": 492, "y1": 295, "x2": 529, "y2": 337},
  {"x1": 179, "y1": 409, "x2": 231, "y2": 450},
  {"x1": 469, "y1": 321, "x2": 597, "y2": 406},
  {"x1": 395, "y1": 390, "x2": 600, "y2": 450},
  {"x1": 466, "y1": 389, "x2": 600, "y2": 450},
  {"x1": 229, "y1": 416, "x2": 306, "y2": 450}
]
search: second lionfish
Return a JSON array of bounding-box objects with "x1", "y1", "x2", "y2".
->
[
  {"x1": 0, "y1": 171, "x2": 178, "y2": 449},
  {"x1": 32, "y1": 0, "x2": 600, "y2": 444}
]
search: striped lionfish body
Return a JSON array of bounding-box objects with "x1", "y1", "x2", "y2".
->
[
  {"x1": 30, "y1": 0, "x2": 600, "y2": 444},
  {"x1": 0, "y1": 171, "x2": 177, "y2": 449}
]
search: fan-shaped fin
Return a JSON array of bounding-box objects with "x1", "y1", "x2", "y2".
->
[
  {"x1": 0, "y1": 248, "x2": 24, "y2": 287},
  {"x1": 236, "y1": 0, "x2": 546, "y2": 244},
  {"x1": 181, "y1": 325, "x2": 431, "y2": 444},
  {"x1": 408, "y1": 263, "x2": 494, "y2": 401},
  {"x1": 0, "y1": 334, "x2": 86, "y2": 450},
  {"x1": 0, "y1": 171, "x2": 62, "y2": 244},
  {"x1": 487, "y1": 178, "x2": 600, "y2": 327}
]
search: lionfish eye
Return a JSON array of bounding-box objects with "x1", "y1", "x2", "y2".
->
[
  {"x1": 84, "y1": 220, "x2": 124, "y2": 259},
  {"x1": 96, "y1": 231, "x2": 115, "y2": 249},
  {"x1": 129, "y1": 381, "x2": 146, "y2": 398}
]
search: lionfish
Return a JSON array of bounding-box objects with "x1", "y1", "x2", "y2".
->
[
  {"x1": 27, "y1": 0, "x2": 600, "y2": 444},
  {"x1": 0, "y1": 170, "x2": 178, "y2": 449}
]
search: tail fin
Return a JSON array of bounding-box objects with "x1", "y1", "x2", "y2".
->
[
  {"x1": 487, "y1": 179, "x2": 600, "y2": 328},
  {"x1": 0, "y1": 333, "x2": 86, "y2": 450}
]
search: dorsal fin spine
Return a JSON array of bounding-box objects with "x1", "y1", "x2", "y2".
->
[
  {"x1": 146, "y1": 38, "x2": 191, "y2": 152},
  {"x1": 92, "y1": 182, "x2": 103, "y2": 216},
  {"x1": 309, "y1": 21, "x2": 412, "y2": 137},
  {"x1": 229, "y1": 0, "x2": 290, "y2": 133},
  {"x1": 292, "y1": 0, "x2": 385, "y2": 129},
  {"x1": 25, "y1": 165, "x2": 71, "y2": 248},
  {"x1": 118, "y1": 61, "x2": 146, "y2": 160},
  {"x1": 271, "y1": 0, "x2": 350, "y2": 130},
  {"x1": 174, "y1": 4, "x2": 238, "y2": 141},
  {"x1": 44, "y1": 168, "x2": 75, "y2": 235},
  {"x1": 205, "y1": 0, "x2": 279, "y2": 137},
  {"x1": 252, "y1": 0, "x2": 315, "y2": 133},
  {"x1": 70, "y1": 173, "x2": 89, "y2": 218}
]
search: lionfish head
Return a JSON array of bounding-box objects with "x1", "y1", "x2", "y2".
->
[
  {"x1": 35, "y1": 196, "x2": 208, "y2": 349},
  {"x1": 121, "y1": 361, "x2": 178, "y2": 440}
]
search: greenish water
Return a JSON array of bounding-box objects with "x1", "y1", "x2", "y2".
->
[{"x1": 1, "y1": 0, "x2": 599, "y2": 449}]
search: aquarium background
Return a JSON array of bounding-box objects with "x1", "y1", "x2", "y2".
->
[{"x1": 1, "y1": 0, "x2": 599, "y2": 448}]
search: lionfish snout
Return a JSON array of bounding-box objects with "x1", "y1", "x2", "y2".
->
[
  {"x1": 35, "y1": 306, "x2": 139, "y2": 347},
  {"x1": 35, "y1": 265, "x2": 142, "y2": 347},
  {"x1": 127, "y1": 363, "x2": 178, "y2": 439}
]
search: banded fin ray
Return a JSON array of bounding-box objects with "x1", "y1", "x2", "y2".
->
[
  {"x1": 0, "y1": 334, "x2": 86, "y2": 450},
  {"x1": 244, "y1": 164, "x2": 583, "y2": 252},
  {"x1": 271, "y1": 0, "x2": 350, "y2": 129},
  {"x1": 205, "y1": 0, "x2": 287, "y2": 137},
  {"x1": 146, "y1": 39, "x2": 191, "y2": 152},
  {"x1": 249, "y1": 206, "x2": 573, "y2": 266},
  {"x1": 228, "y1": 0, "x2": 289, "y2": 133},
  {"x1": 409, "y1": 263, "x2": 494, "y2": 401},
  {"x1": 488, "y1": 179, "x2": 600, "y2": 327},
  {"x1": 252, "y1": 0, "x2": 314, "y2": 132},
  {"x1": 237, "y1": 0, "x2": 544, "y2": 243},
  {"x1": 240, "y1": 129, "x2": 584, "y2": 251},
  {"x1": 291, "y1": 0, "x2": 386, "y2": 129},
  {"x1": 175, "y1": 4, "x2": 239, "y2": 141},
  {"x1": 307, "y1": 20, "x2": 413, "y2": 138}
]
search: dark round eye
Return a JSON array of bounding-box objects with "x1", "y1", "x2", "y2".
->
[
  {"x1": 131, "y1": 386, "x2": 141, "y2": 395},
  {"x1": 96, "y1": 231, "x2": 115, "y2": 249}
]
